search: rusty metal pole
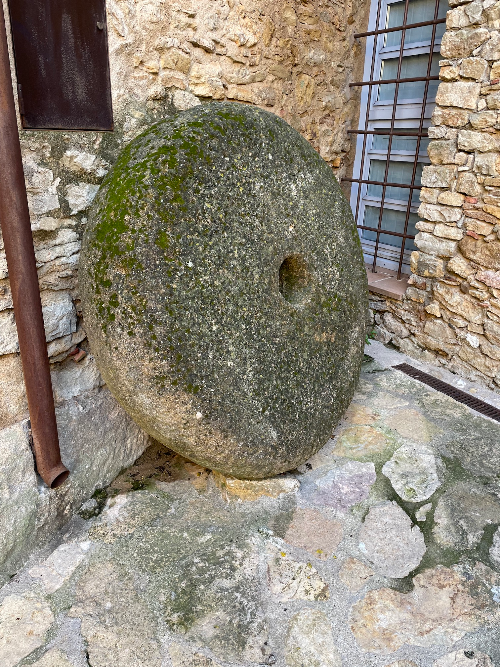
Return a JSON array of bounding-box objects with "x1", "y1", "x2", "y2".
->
[{"x1": 0, "y1": 3, "x2": 68, "y2": 488}]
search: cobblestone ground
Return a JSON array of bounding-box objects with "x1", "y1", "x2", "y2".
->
[{"x1": 2, "y1": 349, "x2": 500, "y2": 667}]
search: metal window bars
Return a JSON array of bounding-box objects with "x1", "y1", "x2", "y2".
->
[{"x1": 343, "y1": 0, "x2": 446, "y2": 280}]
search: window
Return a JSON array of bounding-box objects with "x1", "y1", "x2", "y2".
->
[{"x1": 347, "y1": 0, "x2": 447, "y2": 278}]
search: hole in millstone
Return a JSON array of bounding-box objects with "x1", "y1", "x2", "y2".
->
[{"x1": 278, "y1": 254, "x2": 314, "y2": 307}]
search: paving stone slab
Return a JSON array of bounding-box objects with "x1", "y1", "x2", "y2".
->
[
  {"x1": 1, "y1": 359, "x2": 500, "y2": 667},
  {"x1": 382, "y1": 443, "x2": 444, "y2": 502},
  {"x1": 358, "y1": 501, "x2": 427, "y2": 578}
]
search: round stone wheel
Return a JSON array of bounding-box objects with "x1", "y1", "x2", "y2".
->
[{"x1": 80, "y1": 102, "x2": 368, "y2": 479}]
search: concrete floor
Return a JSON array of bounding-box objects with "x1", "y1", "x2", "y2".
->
[{"x1": 1, "y1": 343, "x2": 500, "y2": 667}]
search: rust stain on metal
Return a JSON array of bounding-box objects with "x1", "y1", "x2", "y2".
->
[
  {"x1": 7, "y1": 0, "x2": 113, "y2": 131},
  {"x1": 0, "y1": 2, "x2": 69, "y2": 488}
]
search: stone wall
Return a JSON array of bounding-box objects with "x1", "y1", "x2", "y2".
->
[
  {"x1": 370, "y1": 0, "x2": 500, "y2": 390},
  {"x1": 0, "y1": 0, "x2": 369, "y2": 579}
]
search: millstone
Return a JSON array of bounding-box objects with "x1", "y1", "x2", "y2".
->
[{"x1": 80, "y1": 102, "x2": 368, "y2": 479}]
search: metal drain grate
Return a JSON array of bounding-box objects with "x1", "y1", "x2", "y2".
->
[{"x1": 393, "y1": 363, "x2": 500, "y2": 423}]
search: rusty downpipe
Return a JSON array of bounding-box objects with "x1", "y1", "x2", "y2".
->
[{"x1": 0, "y1": 3, "x2": 68, "y2": 488}]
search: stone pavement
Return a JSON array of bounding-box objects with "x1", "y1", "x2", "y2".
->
[{"x1": 2, "y1": 348, "x2": 500, "y2": 667}]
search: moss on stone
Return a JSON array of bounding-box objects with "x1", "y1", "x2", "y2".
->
[{"x1": 80, "y1": 102, "x2": 368, "y2": 478}]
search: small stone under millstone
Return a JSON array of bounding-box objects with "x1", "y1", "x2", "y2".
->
[{"x1": 80, "y1": 102, "x2": 367, "y2": 478}]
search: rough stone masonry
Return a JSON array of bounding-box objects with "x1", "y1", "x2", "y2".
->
[
  {"x1": 370, "y1": 0, "x2": 500, "y2": 389},
  {"x1": 0, "y1": 0, "x2": 369, "y2": 578},
  {"x1": 0, "y1": 0, "x2": 368, "y2": 437},
  {"x1": 3, "y1": 0, "x2": 500, "y2": 585},
  {"x1": 1, "y1": 354, "x2": 500, "y2": 667}
]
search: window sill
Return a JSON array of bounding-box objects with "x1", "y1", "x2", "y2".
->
[{"x1": 366, "y1": 266, "x2": 409, "y2": 300}]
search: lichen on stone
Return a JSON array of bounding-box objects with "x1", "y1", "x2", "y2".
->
[{"x1": 80, "y1": 102, "x2": 368, "y2": 479}]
